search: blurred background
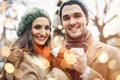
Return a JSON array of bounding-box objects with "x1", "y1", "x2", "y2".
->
[{"x1": 0, "y1": 0, "x2": 120, "y2": 52}]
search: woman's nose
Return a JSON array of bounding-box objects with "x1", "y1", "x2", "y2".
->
[{"x1": 40, "y1": 29, "x2": 46, "y2": 36}]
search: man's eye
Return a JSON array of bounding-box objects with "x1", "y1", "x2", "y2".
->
[
  {"x1": 63, "y1": 17, "x2": 70, "y2": 21},
  {"x1": 74, "y1": 14, "x2": 82, "y2": 18}
]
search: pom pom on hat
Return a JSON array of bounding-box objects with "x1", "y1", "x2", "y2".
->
[{"x1": 17, "y1": 7, "x2": 51, "y2": 36}]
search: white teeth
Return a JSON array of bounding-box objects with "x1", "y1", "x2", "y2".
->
[
  {"x1": 39, "y1": 38, "x2": 45, "y2": 41},
  {"x1": 71, "y1": 28, "x2": 77, "y2": 32},
  {"x1": 37, "y1": 37, "x2": 45, "y2": 41}
]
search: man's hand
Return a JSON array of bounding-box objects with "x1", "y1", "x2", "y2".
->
[{"x1": 71, "y1": 49, "x2": 87, "y2": 75}]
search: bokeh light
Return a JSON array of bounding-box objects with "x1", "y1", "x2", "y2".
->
[
  {"x1": 64, "y1": 50, "x2": 78, "y2": 65},
  {"x1": 4, "y1": 63, "x2": 14, "y2": 73},
  {"x1": 47, "y1": 77, "x2": 57, "y2": 80},
  {"x1": 40, "y1": 57, "x2": 50, "y2": 69},
  {"x1": 108, "y1": 60, "x2": 117, "y2": 69},
  {"x1": 98, "y1": 52, "x2": 108, "y2": 63},
  {"x1": 1, "y1": 46, "x2": 11, "y2": 57},
  {"x1": 57, "y1": 25, "x2": 63, "y2": 30},
  {"x1": 116, "y1": 74, "x2": 120, "y2": 80},
  {"x1": 60, "y1": 59, "x2": 68, "y2": 68},
  {"x1": 94, "y1": 78, "x2": 101, "y2": 80}
]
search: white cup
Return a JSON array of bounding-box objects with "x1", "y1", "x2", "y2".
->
[{"x1": 70, "y1": 48, "x2": 84, "y2": 55}]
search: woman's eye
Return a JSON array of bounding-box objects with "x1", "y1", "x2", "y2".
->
[
  {"x1": 45, "y1": 26, "x2": 50, "y2": 30},
  {"x1": 34, "y1": 25, "x2": 41, "y2": 29}
]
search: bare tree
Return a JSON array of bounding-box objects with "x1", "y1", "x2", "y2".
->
[
  {"x1": 0, "y1": 27, "x2": 12, "y2": 47},
  {"x1": 0, "y1": 0, "x2": 28, "y2": 47},
  {"x1": 0, "y1": 0, "x2": 17, "y2": 47},
  {"x1": 88, "y1": 0, "x2": 120, "y2": 43}
]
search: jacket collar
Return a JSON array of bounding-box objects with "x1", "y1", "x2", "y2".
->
[{"x1": 86, "y1": 40, "x2": 103, "y2": 66}]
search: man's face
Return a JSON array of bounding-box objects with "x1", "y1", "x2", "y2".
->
[{"x1": 61, "y1": 4, "x2": 88, "y2": 39}]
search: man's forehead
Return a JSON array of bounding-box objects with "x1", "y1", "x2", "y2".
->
[{"x1": 61, "y1": 4, "x2": 84, "y2": 16}]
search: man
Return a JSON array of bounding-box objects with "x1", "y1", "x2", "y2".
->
[{"x1": 51, "y1": 0, "x2": 120, "y2": 80}]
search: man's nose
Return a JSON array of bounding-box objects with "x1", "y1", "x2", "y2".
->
[{"x1": 69, "y1": 18, "x2": 76, "y2": 26}]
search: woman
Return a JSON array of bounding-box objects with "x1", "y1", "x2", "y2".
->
[{"x1": 0, "y1": 7, "x2": 69, "y2": 80}]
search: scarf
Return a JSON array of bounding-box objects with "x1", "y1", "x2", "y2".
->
[
  {"x1": 64, "y1": 29, "x2": 93, "y2": 52},
  {"x1": 34, "y1": 43, "x2": 51, "y2": 61}
]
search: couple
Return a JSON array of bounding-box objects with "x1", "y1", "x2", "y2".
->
[{"x1": 1, "y1": 0, "x2": 120, "y2": 80}]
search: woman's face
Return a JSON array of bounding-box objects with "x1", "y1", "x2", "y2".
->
[{"x1": 32, "y1": 17, "x2": 50, "y2": 46}]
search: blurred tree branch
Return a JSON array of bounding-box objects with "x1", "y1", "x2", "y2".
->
[{"x1": 88, "y1": 0, "x2": 120, "y2": 43}]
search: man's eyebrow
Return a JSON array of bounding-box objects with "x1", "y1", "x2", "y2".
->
[
  {"x1": 62, "y1": 14, "x2": 68, "y2": 17},
  {"x1": 74, "y1": 12, "x2": 82, "y2": 15}
]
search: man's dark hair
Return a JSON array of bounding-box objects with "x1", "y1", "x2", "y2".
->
[{"x1": 59, "y1": 0, "x2": 89, "y2": 24}]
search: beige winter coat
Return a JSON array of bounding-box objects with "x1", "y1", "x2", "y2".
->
[
  {"x1": 52, "y1": 40, "x2": 120, "y2": 80},
  {"x1": 86, "y1": 40, "x2": 120, "y2": 80},
  {"x1": 0, "y1": 49, "x2": 70, "y2": 80}
]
